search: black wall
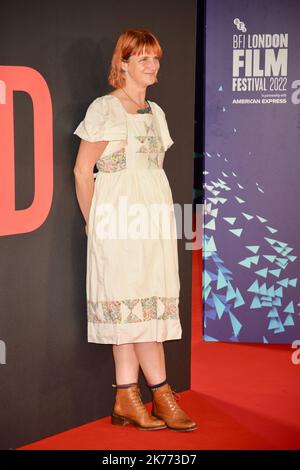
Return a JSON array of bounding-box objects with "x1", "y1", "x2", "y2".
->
[{"x1": 0, "y1": 0, "x2": 197, "y2": 449}]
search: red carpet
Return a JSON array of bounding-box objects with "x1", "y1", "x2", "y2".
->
[{"x1": 18, "y1": 247, "x2": 300, "y2": 450}]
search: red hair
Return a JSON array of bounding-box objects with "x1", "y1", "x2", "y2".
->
[{"x1": 108, "y1": 28, "x2": 163, "y2": 89}]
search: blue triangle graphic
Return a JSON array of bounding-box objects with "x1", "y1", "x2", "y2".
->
[
  {"x1": 284, "y1": 315, "x2": 294, "y2": 326},
  {"x1": 217, "y1": 269, "x2": 228, "y2": 290},
  {"x1": 234, "y1": 288, "x2": 245, "y2": 308},
  {"x1": 246, "y1": 245, "x2": 260, "y2": 254},
  {"x1": 250, "y1": 296, "x2": 261, "y2": 309},
  {"x1": 255, "y1": 268, "x2": 268, "y2": 278},
  {"x1": 283, "y1": 301, "x2": 295, "y2": 314}
]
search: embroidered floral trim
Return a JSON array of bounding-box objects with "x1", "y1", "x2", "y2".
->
[
  {"x1": 134, "y1": 121, "x2": 165, "y2": 169},
  {"x1": 87, "y1": 296, "x2": 179, "y2": 324},
  {"x1": 102, "y1": 301, "x2": 122, "y2": 323},
  {"x1": 97, "y1": 147, "x2": 126, "y2": 173}
]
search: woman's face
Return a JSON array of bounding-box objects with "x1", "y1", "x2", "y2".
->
[{"x1": 123, "y1": 47, "x2": 160, "y2": 87}]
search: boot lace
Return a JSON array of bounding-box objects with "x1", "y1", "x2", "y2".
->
[
  {"x1": 172, "y1": 389, "x2": 180, "y2": 401},
  {"x1": 112, "y1": 384, "x2": 145, "y2": 409},
  {"x1": 168, "y1": 389, "x2": 181, "y2": 411}
]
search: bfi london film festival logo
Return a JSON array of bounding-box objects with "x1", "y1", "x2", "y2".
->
[{"x1": 232, "y1": 18, "x2": 300, "y2": 105}]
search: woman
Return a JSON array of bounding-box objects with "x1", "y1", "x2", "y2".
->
[{"x1": 73, "y1": 28, "x2": 197, "y2": 432}]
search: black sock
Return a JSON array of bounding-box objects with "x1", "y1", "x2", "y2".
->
[
  {"x1": 147, "y1": 379, "x2": 167, "y2": 391},
  {"x1": 113, "y1": 382, "x2": 137, "y2": 389}
]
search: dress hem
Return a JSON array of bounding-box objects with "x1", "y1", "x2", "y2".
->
[{"x1": 87, "y1": 319, "x2": 182, "y2": 345}]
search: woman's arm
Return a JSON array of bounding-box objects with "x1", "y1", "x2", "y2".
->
[{"x1": 73, "y1": 139, "x2": 109, "y2": 232}]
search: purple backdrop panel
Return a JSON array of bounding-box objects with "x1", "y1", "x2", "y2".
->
[{"x1": 203, "y1": 0, "x2": 300, "y2": 343}]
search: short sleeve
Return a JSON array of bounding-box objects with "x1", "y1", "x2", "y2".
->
[
  {"x1": 151, "y1": 102, "x2": 174, "y2": 152},
  {"x1": 73, "y1": 96, "x2": 127, "y2": 142}
]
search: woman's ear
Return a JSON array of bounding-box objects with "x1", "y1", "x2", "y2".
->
[{"x1": 120, "y1": 58, "x2": 128, "y2": 74}]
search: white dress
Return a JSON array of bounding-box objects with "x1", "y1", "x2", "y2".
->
[{"x1": 73, "y1": 94, "x2": 182, "y2": 345}]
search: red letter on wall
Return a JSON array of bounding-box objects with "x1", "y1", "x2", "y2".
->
[{"x1": 0, "y1": 66, "x2": 53, "y2": 235}]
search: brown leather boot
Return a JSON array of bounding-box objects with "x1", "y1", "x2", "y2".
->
[
  {"x1": 111, "y1": 383, "x2": 167, "y2": 430},
  {"x1": 151, "y1": 383, "x2": 197, "y2": 431}
]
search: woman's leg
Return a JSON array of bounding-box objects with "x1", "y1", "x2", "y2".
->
[
  {"x1": 133, "y1": 342, "x2": 166, "y2": 385},
  {"x1": 111, "y1": 342, "x2": 167, "y2": 429},
  {"x1": 112, "y1": 343, "x2": 140, "y2": 384}
]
